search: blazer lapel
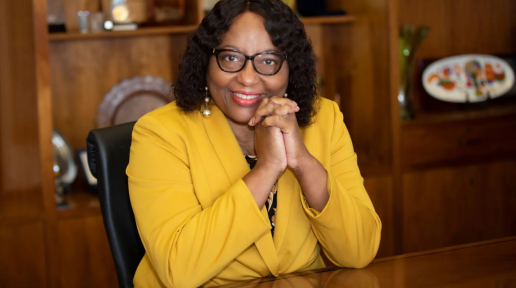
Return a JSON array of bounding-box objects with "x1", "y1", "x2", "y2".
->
[
  {"x1": 201, "y1": 106, "x2": 280, "y2": 276},
  {"x1": 254, "y1": 209, "x2": 280, "y2": 276},
  {"x1": 202, "y1": 106, "x2": 249, "y2": 185},
  {"x1": 273, "y1": 168, "x2": 298, "y2": 256}
]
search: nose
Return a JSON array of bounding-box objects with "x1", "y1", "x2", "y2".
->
[{"x1": 236, "y1": 59, "x2": 260, "y2": 86}]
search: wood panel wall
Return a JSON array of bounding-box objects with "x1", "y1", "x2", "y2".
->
[
  {"x1": 327, "y1": 0, "x2": 393, "y2": 175},
  {"x1": 57, "y1": 216, "x2": 117, "y2": 287},
  {"x1": 0, "y1": 0, "x2": 43, "y2": 198},
  {"x1": 402, "y1": 160, "x2": 516, "y2": 253},
  {"x1": 0, "y1": 0, "x2": 49, "y2": 287},
  {"x1": 397, "y1": 0, "x2": 516, "y2": 253},
  {"x1": 398, "y1": 0, "x2": 516, "y2": 59},
  {"x1": 0, "y1": 222, "x2": 47, "y2": 287},
  {"x1": 325, "y1": 0, "x2": 396, "y2": 257},
  {"x1": 364, "y1": 176, "x2": 394, "y2": 257}
]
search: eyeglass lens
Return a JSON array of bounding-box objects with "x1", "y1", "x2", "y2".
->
[{"x1": 217, "y1": 51, "x2": 283, "y2": 75}]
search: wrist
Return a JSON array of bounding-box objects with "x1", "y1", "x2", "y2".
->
[
  {"x1": 292, "y1": 153, "x2": 317, "y2": 176},
  {"x1": 254, "y1": 160, "x2": 285, "y2": 179}
]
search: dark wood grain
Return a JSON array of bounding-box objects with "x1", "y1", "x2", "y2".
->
[
  {"x1": 398, "y1": 0, "x2": 516, "y2": 58},
  {"x1": 401, "y1": 115, "x2": 516, "y2": 170},
  {"x1": 450, "y1": 0, "x2": 516, "y2": 55},
  {"x1": 402, "y1": 161, "x2": 516, "y2": 253},
  {"x1": 364, "y1": 176, "x2": 395, "y2": 257},
  {"x1": 33, "y1": 0, "x2": 60, "y2": 285},
  {"x1": 0, "y1": 0, "x2": 44, "y2": 199},
  {"x1": 215, "y1": 237, "x2": 516, "y2": 288},
  {"x1": 0, "y1": 222, "x2": 47, "y2": 288},
  {"x1": 57, "y1": 216, "x2": 118, "y2": 288},
  {"x1": 326, "y1": 0, "x2": 393, "y2": 175}
]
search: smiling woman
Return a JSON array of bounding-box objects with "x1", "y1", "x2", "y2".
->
[
  {"x1": 207, "y1": 12, "x2": 290, "y2": 126},
  {"x1": 127, "y1": 0, "x2": 381, "y2": 287},
  {"x1": 174, "y1": 0, "x2": 318, "y2": 128}
]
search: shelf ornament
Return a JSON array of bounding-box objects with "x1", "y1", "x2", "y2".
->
[{"x1": 398, "y1": 25, "x2": 429, "y2": 120}]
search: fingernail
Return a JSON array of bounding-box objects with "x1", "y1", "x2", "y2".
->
[{"x1": 249, "y1": 117, "x2": 254, "y2": 125}]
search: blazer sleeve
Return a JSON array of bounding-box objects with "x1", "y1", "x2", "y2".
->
[
  {"x1": 127, "y1": 114, "x2": 271, "y2": 288},
  {"x1": 300, "y1": 101, "x2": 382, "y2": 268}
]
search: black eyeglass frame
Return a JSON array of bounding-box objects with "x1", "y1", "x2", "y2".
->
[{"x1": 212, "y1": 48, "x2": 288, "y2": 76}]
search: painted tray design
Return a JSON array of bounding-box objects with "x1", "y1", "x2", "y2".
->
[{"x1": 422, "y1": 54, "x2": 515, "y2": 103}]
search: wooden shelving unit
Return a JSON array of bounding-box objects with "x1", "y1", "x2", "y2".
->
[
  {"x1": 402, "y1": 102, "x2": 516, "y2": 127},
  {"x1": 48, "y1": 25, "x2": 198, "y2": 41},
  {"x1": 47, "y1": 15, "x2": 356, "y2": 41}
]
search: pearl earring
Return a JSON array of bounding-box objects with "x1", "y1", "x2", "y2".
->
[
  {"x1": 203, "y1": 87, "x2": 211, "y2": 118},
  {"x1": 284, "y1": 93, "x2": 288, "y2": 98}
]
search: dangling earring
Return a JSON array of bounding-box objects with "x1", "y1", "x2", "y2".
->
[
  {"x1": 203, "y1": 86, "x2": 211, "y2": 118},
  {"x1": 284, "y1": 93, "x2": 288, "y2": 98}
]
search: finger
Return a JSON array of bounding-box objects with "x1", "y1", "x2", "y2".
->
[
  {"x1": 248, "y1": 98, "x2": 271, "y2": 126},
  {"x1": 268, "y1": 96, "x2": 300, "y2": 111},
  {"x1": 250, "y1": 101, "x2": 281, "y2": 126},
  {"x1": 261, "y1": 115, "x2": 295, "y2": 133},
  {"x1": 249, "y1": 97, "x2": 299, "y2": 126},
  {"x1": 271, "y1": 104, "x2": 296, "y2": 117}
]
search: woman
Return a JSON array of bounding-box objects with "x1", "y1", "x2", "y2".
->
[{"x1": 127, "y1": 0, "x2": 381, "y2": 287}]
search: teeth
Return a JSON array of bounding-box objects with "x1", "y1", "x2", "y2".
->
[{"x1": 234, "y1": 92, "x2": 260, "y2": 100}]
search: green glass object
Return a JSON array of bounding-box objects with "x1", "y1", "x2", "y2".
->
[{"x1": 398, "y1": 25, "x2": 429, "y2": 120}]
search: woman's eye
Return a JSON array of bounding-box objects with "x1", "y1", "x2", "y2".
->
[
  {"x1": 263, "y1": 59, "x2": 276, "y2": 65},
  {"x1": 224, "y1": 55, "x2": 239, "y2": 62}
]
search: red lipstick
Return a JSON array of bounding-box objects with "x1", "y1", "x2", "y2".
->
[{"x1": 230, "y1": 91, "x2": 263, "y2": 107}]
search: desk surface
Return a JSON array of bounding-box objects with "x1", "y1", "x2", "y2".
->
[{"x1": 218, "y1": 237, "x2": 516, "y2": 288}]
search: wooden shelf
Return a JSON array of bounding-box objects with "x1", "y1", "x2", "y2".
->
[
  {"x1": 57, "y1": 189, "x2": 101, "y2": 219},
  {"x1": 47, "y1": 16, "x2": 356, "y2": 41},
  {"x1": 48, "y1": 25, "x2": 198, "y2": 41},
  {"x1": 402, "y1": 103, "x2": 516, "y2": 127},
  {"x1": 300, "y1": 15, "x2": 356, "y2": 25}
]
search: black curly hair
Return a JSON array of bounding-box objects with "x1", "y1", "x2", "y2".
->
[{"x1": 174, "y1": 0, "x2": 319, "y2": 127}]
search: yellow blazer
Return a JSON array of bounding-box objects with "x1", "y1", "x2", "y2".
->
[{"x1": 127, "y1": 98, "x2": 381, "y2": 288}]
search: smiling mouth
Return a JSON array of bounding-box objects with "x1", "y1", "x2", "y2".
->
[{"x1": 232, "y1": 92, "x2": 261, "y2": 100}]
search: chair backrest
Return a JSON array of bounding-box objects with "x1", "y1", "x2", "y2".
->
[{"x1": 86, "y1": 121, "x2": 145, "y2": 288}]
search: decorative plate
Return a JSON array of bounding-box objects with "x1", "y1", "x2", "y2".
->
[
  {"x1": 422, "y1": 54, "x2": 515, "y2": 103},
  {"x1": 96, "y1": 76, "x2": 174, "y2": 128},
  {"x1": 52, "y1": 129, "x2": 77, "y2": 186}
]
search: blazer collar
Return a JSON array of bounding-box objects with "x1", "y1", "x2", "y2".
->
[{"x1": 202, "y1": 105, "x2": 250, "y2": 185}]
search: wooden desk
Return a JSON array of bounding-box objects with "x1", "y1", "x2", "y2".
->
[{"x1": 217, "y1": 237, "x2": 516, "y2": 288}]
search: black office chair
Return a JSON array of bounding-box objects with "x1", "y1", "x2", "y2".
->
[{"x1": 86, "y1": 121, "x2": 145, "y2": 288}]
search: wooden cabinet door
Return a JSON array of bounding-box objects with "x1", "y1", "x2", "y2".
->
[
  {"x1": 364, "y1": 176, "x2": 395, "y2": 258},
  {"x1": 57, "y1": 216, "x2": 117, "y2": 288},
  {"x1": 0, "y1": 222, "x2": 47, "y2": 287},
  {"x1": 402, "y1": 160, "x2": 516, "y2": 253}
]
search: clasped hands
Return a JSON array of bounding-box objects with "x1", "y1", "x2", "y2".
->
[
  {"x1": 247, "y1": 96, "x2": 312, "y2": 176},
  {"x1": 245, "y1": 96, "x2": 329, "y2": 212}
]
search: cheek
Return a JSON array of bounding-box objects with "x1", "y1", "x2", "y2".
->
[
  {"x1": 207, "y1": 59, "x2": 226, "y2": 88},
  {"x1": 263, "y1": 66, "x2": 289, "y2": 93}
]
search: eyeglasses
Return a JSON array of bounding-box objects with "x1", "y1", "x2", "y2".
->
[{"x1": 213, "y1": 48, "x2": 287, "y2": 76}]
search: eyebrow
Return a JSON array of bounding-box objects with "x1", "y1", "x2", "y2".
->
[{"x1": 219, "y1": 45, "x2": 280, "y2": 54}]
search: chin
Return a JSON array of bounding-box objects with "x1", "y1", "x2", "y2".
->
[
  {"x1": 227, "y1": 111, "x2": 253, "y2": 125},
  {"x1": 225, "y1": 105, "x2": 255, "y2": 124}
]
